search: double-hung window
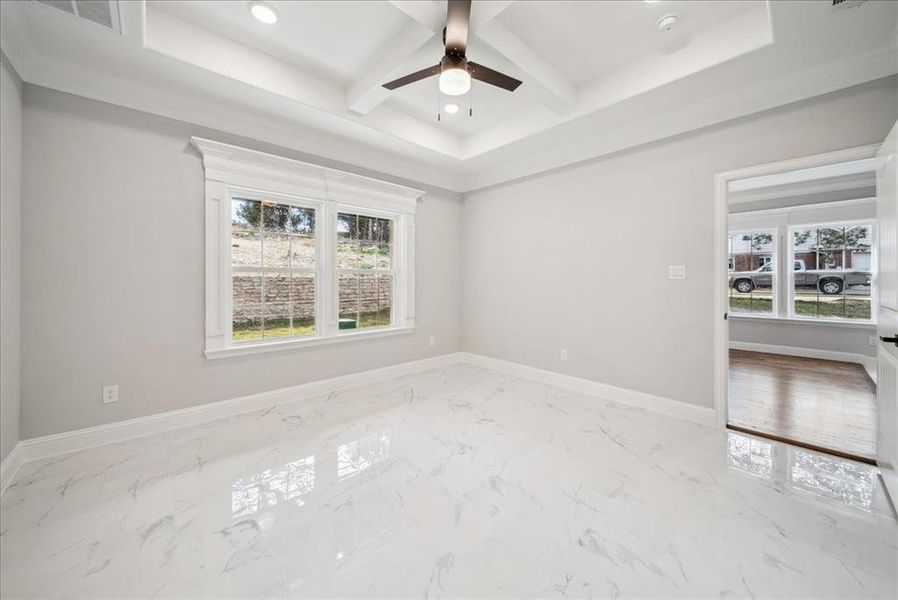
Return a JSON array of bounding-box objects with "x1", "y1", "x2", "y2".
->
[
  {"x1": 194, "y1": 138, "x2": 422, "y2": 358},
  {"x1": 727, "y1": 229, "x2": 776, "y2": 316},
  {"x1": 789, "y1": 221, "x2": 874, "y2": 321}
]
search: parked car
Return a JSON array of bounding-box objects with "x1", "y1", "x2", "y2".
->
[{"x1": 729, "y1": 260, "x2": 871, "y2": 294}]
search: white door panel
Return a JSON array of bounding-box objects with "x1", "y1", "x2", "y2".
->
[{"x1": 876, "y1": 120, "x2": 898, "y2": 506}]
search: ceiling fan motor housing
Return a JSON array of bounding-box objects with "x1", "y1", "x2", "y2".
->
[{"x1": 441, "y1": 53, "x2": 468, "y2": 73}]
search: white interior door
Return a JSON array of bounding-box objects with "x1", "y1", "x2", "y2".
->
[{"x1": 876, "y1": 120, "x2": 898, "y2": 505}]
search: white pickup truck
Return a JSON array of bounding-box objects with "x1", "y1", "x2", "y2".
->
[{"x1": 729, "y1": 260, "x2": 871, "y2": 294}]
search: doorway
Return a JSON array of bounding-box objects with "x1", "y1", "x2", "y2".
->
[{"x1": 714, "y1": 145, "x2": 880, "y2": 463}]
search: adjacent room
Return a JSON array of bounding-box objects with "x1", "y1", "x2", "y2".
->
[
  {"x1": 726, "y1": 156, "x2": 880, "y2": 461},
  {"x1": 0, "y1": 1, "x2": 896, "y2": 598}
]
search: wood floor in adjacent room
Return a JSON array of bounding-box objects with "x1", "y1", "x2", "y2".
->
[{"x1": 728, "y1": 349, "x2": 877, "y2": 461}]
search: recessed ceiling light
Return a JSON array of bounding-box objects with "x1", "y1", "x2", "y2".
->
[
  {"x1": 657, "y1": 14, "x2": 679, "y2": 32},
  {"x1": 444, "y1": 102, "x2": 460, "y2": 114},
  {"x1": 643, "y1": 0, "x2": 662, "y2": 3},
  {"x1": 249, "y1": 1, "x2": 278, "y2": 25}
]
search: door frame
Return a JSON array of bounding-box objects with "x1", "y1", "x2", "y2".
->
[{"x1": 712, "y1": 143, "x2": 881, "y2": 428}]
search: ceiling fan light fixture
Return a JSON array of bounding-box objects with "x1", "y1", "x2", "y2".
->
[
  {"x1": 439, "y1": 67, "x2": 471, "y2": 96},
  {"x1": 249, "y1": 1, "x2": 279, "y2": 25},
  {"x1": 444, "y1": 102, "x2": 460, "y2": 114}
]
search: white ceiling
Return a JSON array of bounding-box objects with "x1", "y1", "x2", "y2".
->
[
  {"x1": 2, "y1": 1, "x2": 896, "y2": 192},
  {"x1": 151, "y1": 1, "x2": 410, "y2": 86},
  {"x1": 498, "y1": 1, "x2": 760, "y2": 86}
]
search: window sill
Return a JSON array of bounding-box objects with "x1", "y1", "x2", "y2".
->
[
  {"x1": 204, "y1": 326, "x2": 416, "y2": 360},
  {"x1": 728, "y1": 314, "x2": 876, "y2": 329}
]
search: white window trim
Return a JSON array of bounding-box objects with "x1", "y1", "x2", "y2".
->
[
  {"x1": 192, "y1": 137, "x2": 424, "y2": 359},
  {"x1": 786, "y1": 219, "x2": 876, "y2": 325}
]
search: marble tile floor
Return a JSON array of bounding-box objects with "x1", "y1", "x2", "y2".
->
[{"x1": 0, "y1": 363, "x2": 895, "y2": 599}]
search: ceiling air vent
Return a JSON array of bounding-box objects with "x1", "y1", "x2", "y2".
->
[
  {"x1": 832, "y1": 0, "x2": 868, "y2": 10},
  {"x1": 34, "y1": 0, "x2": 121, "y2": 33}
]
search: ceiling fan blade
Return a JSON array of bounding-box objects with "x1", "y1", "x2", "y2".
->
[
  {"x1": 468, "y1": 62, "x2": 523, "y2": 92},
  {"x1": 445, "y1": 0, "x2": 471, "y2": 55},
  {"x1": 382, "y1": 65, "x2": 441, "y2": 90}
]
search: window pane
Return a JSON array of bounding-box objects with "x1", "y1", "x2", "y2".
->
[
  {"x1": 376, "y1": 242, "x2": 392, "y2": 270},
  {"x1": 233, "y1": 270, "x2": 262, "y2": 306},
  {"x1": 816, "y1": 227, "x2": 845, "y2": 249},
  {"x1": 376, "y1": 274, "x2": 393, "y2": 327},
  {"x1": 232, "y1": 199, "x2": 261, "y2": 268},
  {"x1": 232, "y1": 198, "x2": 261, "y2": 231},
  {"x1": 728, "y1": 231, "x2": 774, "y2": 316},
  {"x1": 233, "y1": 307, "x2": 263, "y2": 342},
  {"x1": 358, "y1": 273, "x2": 378, "y2": 328},
  {"x1": 291, "y1": 303, "x2": 316, "y2": 336},
  {"x1": 845, "y1": 225, "x2": 872, "y2": 250},
  {"x1": 792, "y1": 222, "x2": 872, "y2": 321},
  {"x1": 339, "y1": 273, "x2": 359, "y2": 329},
  {"x1": 263, "y1": 272, "x2": 291, "y2": 304},
  {"x1": 359, "y1": 241, "x2": 377, "y2": 270},
  {"x1": 286, "y1": 206, "x2": 315, "y2": 235},
  {"x1": 262, "y1": 233, "x2": 291, "y2": 269},
  {"x1": 290, "y1": 236, "x2": 315, "y2": 269},
  {"x1": 263, "y1": 303, "x2": 293, "y2": 339}
]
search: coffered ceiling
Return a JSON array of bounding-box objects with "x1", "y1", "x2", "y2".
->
[{"x1": 2, "y1": 1, "x2": 896, "y2": 192}]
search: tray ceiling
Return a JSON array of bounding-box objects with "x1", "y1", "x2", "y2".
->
[{"x1": 1, "y1": 1, "x2": 895, "y2": 192}]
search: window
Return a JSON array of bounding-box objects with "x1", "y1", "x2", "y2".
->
[
  {"x1": 231, "y1": 197, "x2": 317, "y2": 341},
  {"x1": 337, "y1": 212, "x2": 394, "y2": 330},
  {"x1": 194, "y1": 138, "x2": 421, "y2": 358},
  {"x1": 727, "y1": 230, "x2": 776, "y2": 316},
  {"x1": 790, "y1": 222, "x2": 873, "y2": 321}
]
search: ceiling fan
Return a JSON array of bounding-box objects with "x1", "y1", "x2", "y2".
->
[{"x1": 382, "y1": 0, "x2": 523, "y2": 97}]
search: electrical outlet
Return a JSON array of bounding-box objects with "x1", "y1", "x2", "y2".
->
[
  {"x1": 560, "y1": 349, "x2": 568, "y2": 361},
  {"x1": 668, "y1": 265, "x2": 686, "y2": 280},
  {"x1": 102, "y1": 385, "x2": 119, "y2": 404},
  {"x1": 869, "y1": 336, "x2": 877, "y2": 347},
  {"x1": 429, "y1": 336, "x2": 436, "y2": 347}
]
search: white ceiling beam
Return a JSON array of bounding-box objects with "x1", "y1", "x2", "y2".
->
[
  {"x1": 347, "y1": 23, "x2": 435, "y2": 115},
  {"x1": 474, "y1": 20, "x2": 576, "y2": 115}
]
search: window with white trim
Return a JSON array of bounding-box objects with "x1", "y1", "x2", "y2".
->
[
  {"x1": 193, "y1": 138, "x2": 421, "y2": 358},
  {"x1": 337, "y1": 212, "x2": 394, "y2": 330},
  {"x1": 231, "y1": 195, "x2": 318, "y2": 342},
  {"x1": 789, "y1": 221, "x2": 874, "y2": 321},
  {"x1": 727, "y1": 229, "x2": 776, "y2": 316}
]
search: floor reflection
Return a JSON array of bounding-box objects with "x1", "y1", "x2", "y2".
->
[
  {"x1": 338, "y1": 431, "x2": 391, "y2": 481},
  {"x1": 726, "y1": 431, "x2": 878, "y2": 512},
  {"x1": 727, "y1": 431, "x2": 773, "y2": 479},
  {"x1": 790, "y1": 448, "x2": 876, "y2": 511},
  {"x1": 232, "y1": 455, "x2": 315, "y2": 517}
]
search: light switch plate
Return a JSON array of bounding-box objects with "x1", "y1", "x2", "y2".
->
[{"x1": 668, "y1": 265, "x2": 686, "y2": 280}]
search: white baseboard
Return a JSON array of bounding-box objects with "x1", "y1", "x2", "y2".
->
[
  {"x1": 729, "y1": 341, "x2": 877, "y2": 374},
  {"x1": 5, "y1": 350, "x2": 719, "y2": 496},
  {"x1": 0, "y1": 443, "x2": 23, "y2": 495},
  {"x1": 457, "y1": 352, "x2": 717, "y2": 426},
  {"x1": 16, "y1": 352, "x2": 464, "y2": 465}
]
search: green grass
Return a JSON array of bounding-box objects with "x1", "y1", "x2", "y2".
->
[
  {"x1": 728, "y1": 296, "x2": 871, "y2": 319},
  {"x1": 233, "y1": 311, "x2": 390, "y2": 341}
]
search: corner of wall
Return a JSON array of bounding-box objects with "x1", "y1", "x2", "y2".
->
[{"x1": 0, "y1": 50, "x2": 23, "y2": 463}]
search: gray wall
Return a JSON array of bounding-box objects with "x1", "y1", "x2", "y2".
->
[
  {"x1": 1, "y1": 54, "x2": 23, "y2": 462},
  {"x1": 20, "y1": 86, "x2": 462, "y2": 438},
  {"x1": 462, "y1": 76, "x2": 897, "y2": 409},
  {"x1": 729, "y1": 319, "x2": 874, "y2": 358}
]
